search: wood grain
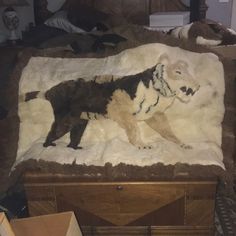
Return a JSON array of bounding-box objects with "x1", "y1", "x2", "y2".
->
[{"x1": 24, "y1": 175, "x2": 217, "y2": 235}]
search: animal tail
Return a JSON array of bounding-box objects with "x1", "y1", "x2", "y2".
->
[{"x1": 18, "y1": 91, "x2": 46, "y2": 103}]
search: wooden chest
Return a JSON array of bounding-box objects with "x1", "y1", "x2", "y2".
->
[{"x1": 24, "y1": 173, "x2": 217, "y2": 236}]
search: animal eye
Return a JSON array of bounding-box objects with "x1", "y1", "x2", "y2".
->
[{"x1": 175, "y1": 70, "x2": 181, "y2": 75}]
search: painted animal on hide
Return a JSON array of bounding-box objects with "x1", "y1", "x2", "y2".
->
[{"x1": 21, "y1": 54, "x2": 199, "y2": 149}]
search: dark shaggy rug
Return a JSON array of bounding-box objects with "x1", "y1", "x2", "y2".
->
[{"x1": 215, "y1": 183, "x2": 236, "y2": 236}]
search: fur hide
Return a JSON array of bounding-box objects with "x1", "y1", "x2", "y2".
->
[
  {"x1": 14, "y1": 43, "x2": 225, "y2": 169},
  {"x1": 21, "y1": 54, "x2": 199, "y2": 149},
  {"x1": 168, "y1": 20, "x2": 236, "y2": 46}
]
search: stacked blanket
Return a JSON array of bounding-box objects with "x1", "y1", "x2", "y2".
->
[{"x1": 168, "y1": 20, "x2": 236, "y2": 46}]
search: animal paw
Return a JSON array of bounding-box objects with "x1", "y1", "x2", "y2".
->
[
  {"x1": 67, "y1": 144, "x2": 83, "y2": 150},
  {"x1": 43, "y1": 142, "x2": 56, "y2": 147},
  {"x1": 180, "y1": 143, "x2": 192, "y2": 149},
  {"x1": 136, "y1": 143, "x2": 152, "y2": 149}
]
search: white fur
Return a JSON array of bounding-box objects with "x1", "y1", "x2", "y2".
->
[
  {"x1": 170, "y1": 27, "x2": 182, "y2": 38},
  {"x1": 179, "y1": 23, "x2": 193, "y2": 39},
  {"x1": 227, "y1": 28, "x2": 236, "y2": 35},
  {"x1": 196, "y1": 36, "x2": 222, "y2": 46},
  {"x1": 132, "y1": 81, "x2": 169, "y2": 120}
]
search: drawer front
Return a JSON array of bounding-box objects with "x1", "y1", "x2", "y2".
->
[
  {"x1": 55, "y1": 183, "x2": 186, "y2": 226},
  {"x1": 25, "y1": 181, "x2": 216, "y2": 228},
  {"x1": 81, "y1": 226, "x2": 214, "y2": 236}
]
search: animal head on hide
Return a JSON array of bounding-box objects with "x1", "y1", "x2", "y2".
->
[{"x1": 152, "y1": 53, "x2": 200, "y2": 103}]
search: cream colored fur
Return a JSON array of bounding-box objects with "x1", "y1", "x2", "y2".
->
[
  {"x1": 107, "y1": 90, "x2": 145, "y2": 148},
  {"x1": 80, "y1": 54, "x2": 200, "y2": 149},
  {"x1": 196, "y1": 36, "x2": 222, "y2": 46},
  {"x1": 15, "y1": 43, "x2": 225, "y2": 169}
]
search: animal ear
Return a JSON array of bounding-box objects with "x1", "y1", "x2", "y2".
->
[{"x1": 158, "y1": 53, "x2": 170, "y2": 65}]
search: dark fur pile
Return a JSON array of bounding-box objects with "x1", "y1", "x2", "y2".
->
[{"x1": 167, "y1": 19, "x2": 236, "y2": 46}]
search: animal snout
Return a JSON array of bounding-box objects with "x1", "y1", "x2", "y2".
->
[{"x1": 180, "y1": 86, "x2": 198, "y2": 96}]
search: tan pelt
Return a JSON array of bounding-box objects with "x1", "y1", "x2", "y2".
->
[
  {"x1": 105, "y1": 53, "x2": 199, "y2": 148},
  {"x1": 20, "y1": 53, "x2": 199, "y2": 150}
]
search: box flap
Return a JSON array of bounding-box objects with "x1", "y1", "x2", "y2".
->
[
  {"x1": 149, "y1": 11, "x2": 190, "y2": 27},
  {"x1": 66, "y1": 213, "x2": 83, "y2": 236},
  {"x1": 0, "y1": 212, "x2": 15, "y2": 236},
  {"x1": 11, "y1": 212, "x2": 82, "y2": 236}
]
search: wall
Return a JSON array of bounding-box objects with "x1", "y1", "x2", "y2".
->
[
  {"x1": 47, "y1": 0, "x2": 65, "y2": 13},
  {"x1": 231, "y1": 0, "x2": 236, "y2": 30},
  {"x1": 0, "y1": 0, "x2": 34, "y2": 39},
  {"x1": 0, "y1": 0, "x2": 235, "y2": 38},
  {"x1": 206, "y1": 0, "x2": 233, "y2": 27}
]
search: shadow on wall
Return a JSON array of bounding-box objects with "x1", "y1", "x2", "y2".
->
[{"x1": 206, "y1": 0, "x2": 233, "y2": 27}]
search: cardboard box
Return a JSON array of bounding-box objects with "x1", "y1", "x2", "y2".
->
[
  {"x1": 0, "y1": 213, "x2": 15, "y2": 236},
  {"x1": 0, "y1": 212, "x2": 83, "y2": 236},
  {"x1": 211, "y1": 45, "x2": 236, "y2": 59},
  {"x1": 149, "y1": 11, "x2": 190, "y2": 27}
]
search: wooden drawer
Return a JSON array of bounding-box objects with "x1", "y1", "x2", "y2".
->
[
  {"x1": 24, "y1": 174, "x2": 217, "y2": 235},
  {"x1": 55, "y1": 183, "x2": 186, "y2": 226}
]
